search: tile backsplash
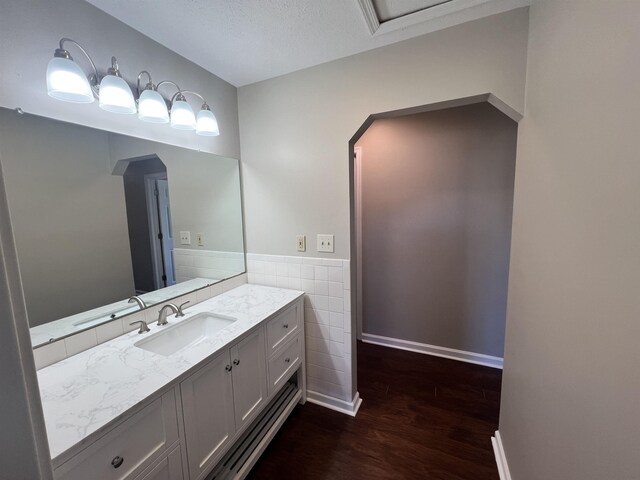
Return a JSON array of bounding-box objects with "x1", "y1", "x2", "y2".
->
[
  {"x1": 173, "y1": 248, "x2": 245, "y2": 283},
  {"x1": 247, "y1": 254, "x2": 353, "y2": 403},
  {"x1": 33, "y1": 273, "x2": 248, "y2": 370}
]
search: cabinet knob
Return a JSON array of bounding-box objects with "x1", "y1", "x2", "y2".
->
[
  {"x1": 285, "y1": 357, "x2": 291, "y2": 363},
  {"x1": 111, "y1": 456, "x2": 124, "y2": 469},
  {"x1": 233, "y1": 359, "x2": 240, "y2": 366},
  {"x1": 225, "y1": 364, "x2": 232, "y2": 372},
  {"x1": 283, "y1": 323, "x2": 289, "y2": 329}
]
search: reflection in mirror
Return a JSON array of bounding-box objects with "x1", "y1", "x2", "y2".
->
[{"x1": 0, "y1": 108, "x2": 245, "y2": 347}]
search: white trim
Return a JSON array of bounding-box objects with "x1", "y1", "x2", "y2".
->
[
  {"x1": 355, "y1": 0, "x2": 379, "y2": 35},
  {"x1": 361, "y1": 333, "x2": 503, "y2": 369},
  {"x1": 354, "y1": 146, "x2": 363, "y2": 341},
  {"x1": 306, "y1": 390, "x2": 363, "y2": 417},
  {"x1": 492, "y1": 431, "x2": 512, "y2": 480},
  {"x1": 356, "y1": 0, "x2": 531, "y2": 37}
]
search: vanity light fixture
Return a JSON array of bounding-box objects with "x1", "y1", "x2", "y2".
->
[
  {"x1": 170, "y1": 93, "x2": 196, "y2": 130},
  {"x1": 176, "y1": 91, "x2": 220, "y2": 136},
  {"x1": 99, "y1": 57, "x2": 136, "y2": 114},
  {"x1": 46, "y1": 38, "x2": 220, "y2": 136},
  {"x1": 46, "y1": 38, "x2": 97, "y2": 103},
  {"x1": 137, "y1": 71, "x2": 169, "y2": 123}
]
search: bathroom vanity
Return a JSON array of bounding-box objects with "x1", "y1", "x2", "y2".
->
[{"x1": 38, "y1": 284, "x2": 305, "y2": 480}]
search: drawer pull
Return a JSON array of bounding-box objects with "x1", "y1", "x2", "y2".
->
[
  {"x1": 285, "y1": 357, "x2": 291, "y2": 363},
  {"x1": 225, "y1": 364, "x2": 233, "y2": 372},
  {"x1": 283, "y1": 323, "x2": 289, "y2": 329},
  {"x1": 233, "y1": 359, "x2": 240, "y2": 366},
  {"x1": 111, "y1": 456, "x2": 124, "y2": 469}
]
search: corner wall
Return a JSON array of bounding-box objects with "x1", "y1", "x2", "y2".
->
[
  {"x1": 499, "y1": 1, "x2": 640, "y2": 478},
  {"x1": 239, "y1": 9, "x2": 528, "y2": 404}
]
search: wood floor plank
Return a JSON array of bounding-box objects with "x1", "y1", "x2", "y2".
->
[{"x1": 246, "y1": 341, "x2": 501, "y2": 479}]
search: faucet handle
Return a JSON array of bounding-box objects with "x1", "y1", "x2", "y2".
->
[
  {"x1": 129, "y1": 320, "x2": 150, "y2": 334},
  {"x1": 177, "y1": 301, "x2": 190, "y2": 317}
]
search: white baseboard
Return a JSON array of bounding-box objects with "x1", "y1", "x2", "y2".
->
[
  {"x1": 492, "y1": 430, "x2": 512, "y2": 480},
  {"x1": 361, "y1": 333, "x2": 503, "y2": 369},
  {"x1": 306, "y1": 390, "x2": 362, "y2": 417}
]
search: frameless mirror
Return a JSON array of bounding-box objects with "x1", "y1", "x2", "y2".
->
[{"x1": 0, "y1": 108, "x2": 245, "y2": 347}]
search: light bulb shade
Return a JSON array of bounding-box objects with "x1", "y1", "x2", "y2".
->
[
  {"x1": 170, "y1": 100, "x2": 196, "y2": 130},
  {"x1": 46, "y1": 57, "x2": 94, "y2": 103},
  {"x1": 99, "y1": 74, "x2": 136, "y2": 114},
  {"x1": 138, "y1": 89, "x2": 169, "y2": 123},
  {"x1": 196, "y1": 109, "x2": 220, "y2": 136}
]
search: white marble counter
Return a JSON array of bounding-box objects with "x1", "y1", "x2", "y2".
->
[{"x1": 37, "y1": 284, "x2": 303, "y2": 463}]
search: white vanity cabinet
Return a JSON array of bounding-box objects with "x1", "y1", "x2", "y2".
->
[
  {"x1": 180, "y1": 327, "x2": 267, "y2": 480},
  {"x1": 54, "y1": 390, "x2": 180, "y2": 480},
  {"x1": 50, "y1": 290, "x2": 305, "y2": 480},
  {"x1": 135, "y1": 447, "x2": 184, "y2": 480}
]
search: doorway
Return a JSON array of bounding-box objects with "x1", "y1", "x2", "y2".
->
[{"x1": 119, "y1": 155, "x2": 176, "y2": 293}]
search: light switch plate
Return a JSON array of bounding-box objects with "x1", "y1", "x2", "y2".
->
[
  {"x1": 317, "y1": 234, "x2": 334, "y2": 253},
  {"x1": 296, "y1": 234, "x2": 306, "y2": 252},
  {"x1": 180, "y1": 231, "x2": 191, "y2": 245},
  {"x1": 196, "y1": 233, "x2": 204, "y2": 247}
]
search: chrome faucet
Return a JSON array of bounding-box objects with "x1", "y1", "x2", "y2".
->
[
  {"x1": 177, "y1": 301, "x2": 190, "y2": 317},
  {"x1": 157, "y1": 304, "x2": 179, "y2": 326},
  {"x1": 129, "y1": 319, "x2": 150, "y2": 334},
  {"x1": 128, "y1": 295, "x2": 147, "y2": 310}
]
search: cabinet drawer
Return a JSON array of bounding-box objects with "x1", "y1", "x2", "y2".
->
[
  {"x1": 267, "y1": 334, "x2": 301, "y2": 395},
  {"x1": 55, "y1": 390, "x2": 179, "y2": 480},
  {"x1": 266, "y1": 303, "x2": 300, "y2": 355}
]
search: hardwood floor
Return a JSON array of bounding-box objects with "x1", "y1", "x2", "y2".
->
[{"x1": 247, "y1": 341, "x2": 502, "y2": 480}]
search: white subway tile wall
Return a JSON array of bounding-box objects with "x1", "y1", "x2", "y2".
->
[
  {"x1": 247, "y1": 254, "x2": 353, "y2": 403},
  {"x1": 173, "y1": 248, "x2": 245, "y2": 283},
  {"x1": 32, "y1": 273, "x2": 248, "y2": 370}
]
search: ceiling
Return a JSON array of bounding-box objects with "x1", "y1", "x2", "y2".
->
[{"x1": 85, "y1": 0, "x2": 529, "y2": 87}]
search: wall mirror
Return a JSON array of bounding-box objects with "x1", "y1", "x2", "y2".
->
[{"x1": 0, "y1": 107, "x2": 245, "y2": 348}]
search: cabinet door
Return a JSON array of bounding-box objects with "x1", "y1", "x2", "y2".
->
[
  {"x1": 180, "y1": 350, "x2": 235, "y2": 480},
  {"x1": 230, "y1": 327, "x2": 268, "y2": 430},
  {"x1": 136, "y1": 447, "x2": 183, "y2": 480}
]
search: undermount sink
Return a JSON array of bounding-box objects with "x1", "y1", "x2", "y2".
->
[{"x1": 135, "y1": 312, "x2": 237, "y2": 356}]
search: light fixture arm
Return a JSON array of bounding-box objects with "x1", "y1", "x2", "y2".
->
[
  {"x1": 157, "y1": 80, "x2": 182, "y2": 102},
  {"x1": 136, "y1": 70, "x2": 154, "y2": 97},
  {"x1": 171, "y1": 90, "x2": 209, "y2": 110},
  {"x1": 56, "y1": 38, "x2": 99, "y2": 86}
]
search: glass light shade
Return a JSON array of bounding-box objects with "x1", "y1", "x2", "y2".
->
[
  {"x1": 196, "y1": 109, "x2": 220, "y2": 136},
  {"x1": 138, "y1": 89, "x2": 169, "y2": 123},
  {"x1": 170, "y1": 100, "x2": 196, "y2": 130},
  {"x1": 46, "y1": 57, "x2": 94, "y2": 103},
  {"x1": 99, "y1": 74, "x2": 136, "y2": 114}
]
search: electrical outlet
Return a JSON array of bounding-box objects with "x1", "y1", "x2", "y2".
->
[
  {"x1": 196, "y1": 233, "x2": 204, "y2": 247},
  {"x1": 296, "y1": 234, "x2": 306, "y2": 252},
  {"x1": 180, "y1": 231, "x2": 191, "y2": 245},
  {"x1": 317, "y1": 234, "x2": 334, "y2": 253}
]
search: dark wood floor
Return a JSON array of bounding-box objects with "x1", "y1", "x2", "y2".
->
[{"x1": 247, "y1": 341, "x2": 502, "y2": 480}]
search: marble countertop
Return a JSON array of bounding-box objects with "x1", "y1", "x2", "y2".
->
[{"x1": 37, "y1": 284, "x2": 303, "y2": 464}]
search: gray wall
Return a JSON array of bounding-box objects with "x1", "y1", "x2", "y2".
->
[
  {"x1": 499, "y1": 1, "x2": 640, "y2": 479},
  {"x1": 0, "y1": 110, "x2": 135, "y2": 327},
  {"x1": 0, "y1": 0, "x2": 240, "y2": 158},
  {"x1": 109, "y1": 135, "x2": 244, "y2": 254},
  {"x1": 238, "y1": 8, "x2": 529, "y2": 259},
  {"x1": 357, "y1": 104, "x2": 516, "y2": 358}
]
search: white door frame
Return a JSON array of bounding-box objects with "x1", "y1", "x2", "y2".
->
[{"x1": 354, "y1": 146, "x2": 363, "y2": 340}]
